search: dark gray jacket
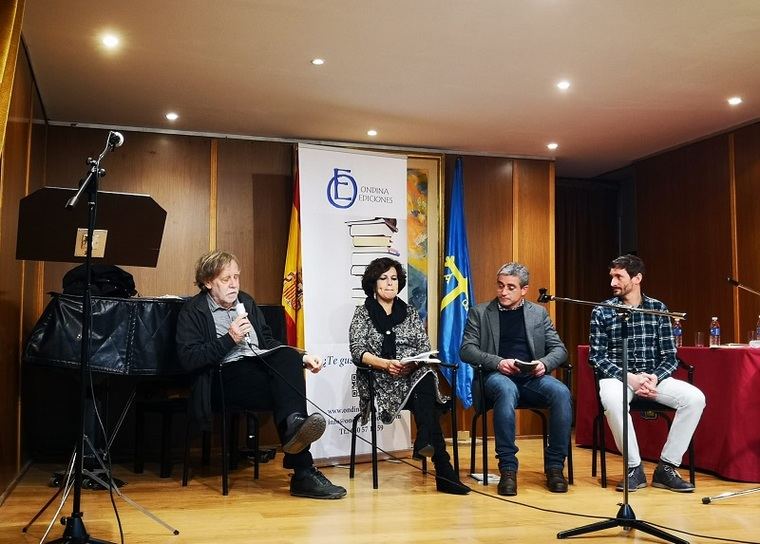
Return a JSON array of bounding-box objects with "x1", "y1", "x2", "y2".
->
[{"x1": 175, "y1": 290, "x2": 280, "y2": 430}]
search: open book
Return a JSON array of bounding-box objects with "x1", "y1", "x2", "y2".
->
[
  {"x1": 400, "y1": 350, "x2": 441, "y2": 365},
  {"x1": 514, "y1": 359, "x2": 540, "y2": 372}
]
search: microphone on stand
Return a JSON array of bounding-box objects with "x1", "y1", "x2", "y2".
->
[
  {"x1": 727, "y1": 276, "x2": 740, "y2": 286},
  {"x1": 537, "y1": 288, "x2": 554, "y2": 303},
  {"x1": 108, "y1": 131, "x2": 125, "y2": 150}
]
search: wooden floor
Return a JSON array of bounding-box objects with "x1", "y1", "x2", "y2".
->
[{"x1": 1, "y1": 437, "x2": 758, "y2": 544}]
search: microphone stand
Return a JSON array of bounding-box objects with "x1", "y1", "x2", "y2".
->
[
  {"x1": 538, "y1": 289, "x2": 688, "y2": 544},
  {"x1": 701, "y1": 278, "x2": 760, "y2": 504},
  {"x1": 52, "y1": 134, "x2": 117, "y2": 544}
]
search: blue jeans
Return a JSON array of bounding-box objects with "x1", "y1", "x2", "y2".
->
[{"x1": 481, "y1": 372, "x2": 572, "y2": 472}]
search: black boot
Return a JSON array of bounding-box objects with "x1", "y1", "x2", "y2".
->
[{"x1": 434, "y1": 460, "x2": 470, "y2": 495}]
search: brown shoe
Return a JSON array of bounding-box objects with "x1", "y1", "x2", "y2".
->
[
  {"x1": 498, "y1": 469, "x2": 517, "y2": 496},
  {"x1": 546, "y1": 467, "x2": 568, "y2": 493}
]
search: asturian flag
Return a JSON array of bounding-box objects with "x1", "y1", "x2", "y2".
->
[
  {"x1": 439, "y1": 157, "x2": 475, "y2": 408},
  {"x1": 281, "y1": 172, "x2": 304, "y2": 348}
]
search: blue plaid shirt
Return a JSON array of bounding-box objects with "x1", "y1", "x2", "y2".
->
[{"x1": 589, "y1": 294, "x2": 677, "y2": 383}]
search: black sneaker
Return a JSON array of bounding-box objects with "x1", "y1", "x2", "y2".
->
[
  {"x1": 615, "y1": 464, "x2": 647, "y2": 492},
  {"x1": 290, "y1": 468, "x2": 347, "y2": 499},
  {"x1": 282, "y1": 414, "x2": 326, "y2": 454},
  {"x1": 652, "y1": 462, "x2": 694, "y2": 493}
]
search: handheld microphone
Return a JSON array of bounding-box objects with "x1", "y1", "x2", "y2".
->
[
  {"x1": 235, "y1": 302, "x2": 253, "y2": 346},
  {"x1": 108, "y1": 131, "x2": 125, "y2": 149}
]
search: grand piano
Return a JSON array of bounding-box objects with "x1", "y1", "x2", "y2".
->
[{"x1": 24, "y1": 293, "x2": 286, "y2": 374}]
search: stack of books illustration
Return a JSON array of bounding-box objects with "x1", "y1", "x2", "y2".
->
[{"x1": 346, "y1": 217, "x2": 400, "y2": 299}]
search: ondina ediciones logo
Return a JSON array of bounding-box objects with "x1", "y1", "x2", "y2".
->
[{"x1": 326, "y1": 168, "x2": 357, "y2": 209}]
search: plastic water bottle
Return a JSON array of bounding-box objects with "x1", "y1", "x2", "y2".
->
[
  {"x1": 673, "y1": 318, "x2": 683, "y2": 348},
  {"x1": 755, "y1": 315, "x2": 760, "y2": 342},
  {"x1": 709, "y1": 317, "x2": 721, "y2": 346}
]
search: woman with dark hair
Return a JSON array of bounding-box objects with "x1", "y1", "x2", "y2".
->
[{"x1": 349, "y1": 257, "x2": 469, "y2": 494}]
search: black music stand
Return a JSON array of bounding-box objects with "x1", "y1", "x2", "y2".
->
[
  {"x1": 17, "y1": 180, "x2": 167, "y2": 543},
  {"x1": 537, "y1": 289, "x2": 689, "y2": 544}
]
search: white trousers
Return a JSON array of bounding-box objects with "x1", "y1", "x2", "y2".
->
[{"x1": 598, "y1": 376, "x2": 706, "y2": 468}]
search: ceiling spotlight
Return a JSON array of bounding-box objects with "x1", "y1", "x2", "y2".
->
[
  {"x1": 165, "y1": 112, "x2": 179, "y2": 121},
  {"x1": 556, "y1": 80, "x2": 571, "y2": 91},
  {"x1": 367, "y1": 129, "x2": 378, "y2": 136},
  {"x1": 547, "y1": 142, "x2": 559, "y2": 151},
  {"x1": 101, "y1": 33, "x2": 120, "y2": 49},
  {"x1": 311, "y1": 58, "x2": 325, "y2": 66},
  {"x1": 727, "y1": 96, "x2": 743, "y2": 106}
]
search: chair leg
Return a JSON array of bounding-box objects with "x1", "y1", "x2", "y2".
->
[
  {"x1": 368, "y1": 373, "x2": 379, "y2": 490},
  {"x1": 688, "y1": 440, "x2": 696, "y2": 485},
  {"x1": 469, "y1": 412, "x2": 479, "y2": 477},
  {"x1": 221, "y1": 412, "x2": 229, "y2": 496},
  {"x1": 349, "y1": 414, "x2": 360, "y2": 479},
  {"x1": 481, "y1": 407, "x2": 488, "y2": 485},
  {"x1": 591, "y1": 415, "x2": 599, "y2": 477},
  {"x1": 369, "y1": 406, "x2": 378, "y2": 489},
  {"x1": 599, "y1": 416, "x2": 607, "y2": 488},
  {"x1": 246, "y1": 413, "x2": 260, "y2": 480}
]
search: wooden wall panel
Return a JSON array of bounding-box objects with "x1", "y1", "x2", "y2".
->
[
  {"x1": 635, "y1": 135, "x2": 734, "y2": 342},
  {"x1": 734, "y1": 123, "x2": 760, "y2": 340},
  {"x1": 514, "y1": 159, "x2": 553, "y2": 307},
  {"x1": 216, "y1": 139, "x2": 292, "y2": 303},
  {"x1": 0, "y1": 42, "x2": 33, "y2": 494},
  {"x1": 42, "y1": 128, "x2": 211, "y2": 297}
]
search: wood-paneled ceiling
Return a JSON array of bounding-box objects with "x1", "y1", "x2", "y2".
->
[{"x1": 21, "y1": 0, "x2": 760, "y2": 177}]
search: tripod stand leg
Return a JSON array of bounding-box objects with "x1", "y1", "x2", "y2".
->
[
  {"x1": 557, "y1": 504, "x2": 689, "y2": 544},
  {"x1": 22, "y1": 483, "x2": 65, "y2": 533},
  {"x1": 24, "y1": 450, "x2": 77, "y2": 534},
  {"x1": 83, "y1": 470, "x2": 180, "y2": 535}
]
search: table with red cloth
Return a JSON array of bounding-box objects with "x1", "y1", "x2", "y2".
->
[{"x1": 575, "y1": 345, "x2": 760, "y2": 482}]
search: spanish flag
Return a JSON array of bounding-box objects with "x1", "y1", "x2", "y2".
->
[{"x1": 281, "y1": 172, "x2": 304, "y2": 348}]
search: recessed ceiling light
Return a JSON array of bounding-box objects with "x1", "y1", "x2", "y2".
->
[
  {"x1": 727, "y1": 96, "x2": 743, "y2": 106},
  {"x1": 165, "y1": 112, "x2": 179, "y2": 121},
  {"x1": 367, "y1": 129, "x2": 378, "y2": 137},
  {"x1": 311, "y1": 58, "x2": 325, "y2": 66},
  {"x1": 556, "y1": 80, "x2": 571, "y2": 91},
  {"x1": 547, "y1": 142, "x2": 559, "y2": 151},
  {"x1": 101, "y1": 33, "x2": 120, "y2": 49}
]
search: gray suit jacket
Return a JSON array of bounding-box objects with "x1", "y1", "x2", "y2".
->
[{"x1": 460, "y1": 299, "x2": 568, "y2": 373}]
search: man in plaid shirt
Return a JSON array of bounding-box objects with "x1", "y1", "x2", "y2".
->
[{"x1": 589, "y1": 254, "x2": 705, "y2": 492}]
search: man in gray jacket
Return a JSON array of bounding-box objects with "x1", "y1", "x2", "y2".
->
[{"x1": 460, "y1": 262, "x2": 571, "y2": 496}]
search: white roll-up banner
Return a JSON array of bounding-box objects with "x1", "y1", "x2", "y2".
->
[{"x1": 298, "y1": 144, "x2": 410, "y2": 463}]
